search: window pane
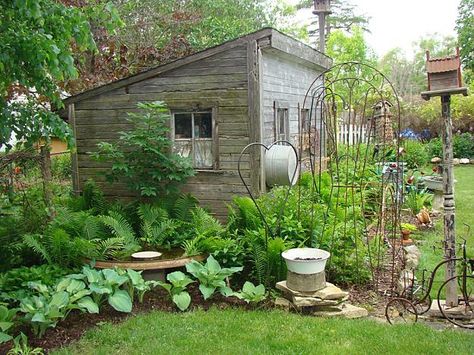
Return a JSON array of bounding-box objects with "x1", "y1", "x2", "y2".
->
[
  {"x1": 302, "y1": 109, "x2": 310, "y2": 131},
  {"x1": 277, "y1": 108, "x2": 288, "y2": 138},
  {"x1": 194, "y1": 113, "x2": 212, "y2": 138},
  {"x1": 175, "y1": 114, "x2": 192, "y2": 138},
  {"x1": 194, "y1": 140, "x2": 213, "y2": 168},
  {"x1": 279, "y1": 111, "x2": 285, "y2": 135},
  {"x1": 174, "y1": 140, "x2": 192, "y2": 159}
]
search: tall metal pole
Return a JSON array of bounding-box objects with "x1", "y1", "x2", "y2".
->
[{"x1": 441, "y1": 94, "x2": 457, "y2": 307}]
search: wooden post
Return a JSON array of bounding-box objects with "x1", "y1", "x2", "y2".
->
[
  {"x1": 68, "y1": 103, "x2": 81, "y2": 196},
  {"x1": 317, "y1": 12, "x2": 326, "y2": 53},
  {"x1": 441, "y1": 95, "x2": 457, "y2": 307},
  {"x1": 40, "y1": 145, "x2": 55, "y2": 219},
  {"x1": 421, "y1": 48, "x2": 468, "y2": 308}
]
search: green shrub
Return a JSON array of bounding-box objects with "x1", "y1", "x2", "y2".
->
[
  {"x1": 428, "y1": 133, "x2": 474, "y2": 158},
  {"x1": 51, "y1": 154, "x2": 71, "y2": 180},
  {"x1": 92, "y1": 101, "x2": 195, "y2": 197},
  {"x1": 404, "y1": 189, "x2": 433, "y2": 215},
  {"x1": 0, "y1": 265, "x2": 70, "y2": 305},
  {"x1": 454, "y1": 132, "x2": 474, "y2": 158},
  {"x1": 428, "y1": 137, "x2": 442, "y2": 158},
  {"x1": 403, "y1": 140, "x2": 429, "y2": 169}
]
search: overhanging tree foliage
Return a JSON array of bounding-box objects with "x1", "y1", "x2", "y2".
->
[
  {"x1": 0, "y1": 0, "x2": 121, "y2": 151},
  {"x1": 456, "y1": 0, "x2": 474, "y2": 82},
  {"x1": 66, "y1": 0, "x2": 303, "y2": 95}
]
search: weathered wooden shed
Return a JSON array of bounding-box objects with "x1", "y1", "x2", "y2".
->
[{"x1": 64, "y1": 28, "x2": 331, "y2": 220}]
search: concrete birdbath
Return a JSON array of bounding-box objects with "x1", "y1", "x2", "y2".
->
[
  {"x1": 421, "y1": 176, "x2": 456, "y2": 212},
  {"x1": 89, "y1": 250, "x2": 206, "y2": 281}
]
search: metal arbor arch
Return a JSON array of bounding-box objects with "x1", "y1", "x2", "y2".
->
[{"x1": 299, "y1": 61, "x2": 403, "y2": 292}]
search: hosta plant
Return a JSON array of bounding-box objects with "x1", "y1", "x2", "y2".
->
[
  {"x1": 185, "y1": 255, "x2": 243, "y2": 300},
  {"x1": 121, "y1": 268, "x2": 157, "y2": 303},
  {"x1": 19, "y1": 279, "x2": 98, "y2": 338},
  {"x1": 75, "y1": 266, "x2": 132, "y2": 313},
  {"x1": 156, "y1": 271, "x2": 193, "y2": 311},
  {"x1": 0, "y1": 305, "x2": 16, "y2": 344},
  {"x1": 7, "y1": 333, "x2": 44, "y2": 355},
  {"x1": 234, "y1": 282, "x2": 266, "y2": 304}
]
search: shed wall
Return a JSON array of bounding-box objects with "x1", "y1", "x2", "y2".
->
[
  {"x1": 72, "y1": 45, "x2": 251, "y2": 219},
  {"x1": 260, "y1": 50, "x2": 323, "y2": 146}
]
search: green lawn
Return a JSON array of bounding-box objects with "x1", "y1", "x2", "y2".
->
[
  {"x1": 417, "y1": 165, "x2": 474, "y2": 297},
  {"x1": 54, "y1": 308, "x2": 473, "y2": 355}
]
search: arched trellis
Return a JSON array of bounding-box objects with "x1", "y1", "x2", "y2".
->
[{"x1": 299, "y1": 62, "x2": 404, "y2": 292}]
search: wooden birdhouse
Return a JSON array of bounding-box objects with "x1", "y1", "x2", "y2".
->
[
  {"x1": 422, "y1": 48, "x2": 468, "y2": 100},
  {"x1": 313, "y1": 0, "x2": 332, "y2": 14}
]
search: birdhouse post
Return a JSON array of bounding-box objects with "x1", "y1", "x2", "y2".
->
[
  {"x1": 421, "y1": 48, "x2": 468, "y2": 308},
  {"x1": 313, "y1": 0, "x2": 331, "y2": 53}
]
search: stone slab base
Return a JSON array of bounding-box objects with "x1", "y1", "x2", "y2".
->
[
  {"x1": 276, "y1": 281, "x2": 349, "y2": 300},
  {"x1": 287, "y1": 270, "x2": 326, "y2": 292},
  {"x1": 273, "y1": 297, "x2": 368, "y2": 319},
  {"x1": 274, "y1": 280, "x2": 366, "y2": 318},
  {"x1": 428, "y1": 300, "x2": 474, "y2": 320}
]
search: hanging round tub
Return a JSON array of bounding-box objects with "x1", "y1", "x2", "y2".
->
[{"x1": 265, "y1": 145, "x2": 299, "y2": 186}]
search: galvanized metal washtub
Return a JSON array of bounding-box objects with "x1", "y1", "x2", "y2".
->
[{"x1": 264, "y1": 145, "x2": 299, "y2": 186}]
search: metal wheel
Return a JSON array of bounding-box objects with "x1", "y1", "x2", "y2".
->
[
  {"x1": 437, "y1": 275, "x2": 474, "y2": 329},
  {"x1": 406, "y1": 286, "x2": 432, "y2": 316},
  {"x1": 385, "y1": 298, "x2": 418, "y2": 324}
]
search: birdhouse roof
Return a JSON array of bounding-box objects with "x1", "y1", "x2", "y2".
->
[{"x1": 426, "y1": 55, "x2": 460, "y2": 74}]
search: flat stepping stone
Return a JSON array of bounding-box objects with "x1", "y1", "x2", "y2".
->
[
  {"x1": 276, "y1": 281, "x2": 348, "y2": 300},
  {"x1": 428, "y1": 300, "x2": 474, "y2": 320},
  {"x1": 313, "y1": 303, "x2": 369, "y2": 319},
  {"x1": 293, "y1": 296, "x2": 342, "y2": 307}
]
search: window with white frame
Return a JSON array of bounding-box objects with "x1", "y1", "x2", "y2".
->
[
  {"x1": 274, "y1": 102, "x2": 289, "y2": 141},
  {"x1": 173, "y1": 111, "x2": 214, "y2": 169}
]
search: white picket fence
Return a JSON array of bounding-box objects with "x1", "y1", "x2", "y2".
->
[{"x1": 337, "y1": 124, "x2": 368, "y2": 145}]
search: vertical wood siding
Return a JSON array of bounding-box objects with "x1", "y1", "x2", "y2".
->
[{"x1": 260, "y1": 51, "x2": 323, "y2": 147}]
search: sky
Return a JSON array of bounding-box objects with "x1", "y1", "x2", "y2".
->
[{"x1": 292, "y1": 0, "x2": 460, "y2": 58}]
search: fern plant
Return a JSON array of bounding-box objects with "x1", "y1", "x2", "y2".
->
[
  {"x1": 22, "y1": 229, "x2": 95, "y2": 268},
  {"x1": 228, "y1": 196, "x2": 262, "y2": 232},
  {"x1": 182, "y1": 236, "x2": 203, "y2": 257},
  {"x1": 192, "y1": 207, "x2": 223, "y2": 237},
  {"x1": 171, "y1": 193, "x2": 198, "y2": 222},
  {"x1": 244, "y1": 229, "x2": 268, "y2": 286},
  {"x1": 96, "y1": 211, "x2": 140, "y2": 260}
]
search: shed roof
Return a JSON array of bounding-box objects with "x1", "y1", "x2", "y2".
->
[{"x1": 64, "y1": 28, "x2": 331, "y2": 105}]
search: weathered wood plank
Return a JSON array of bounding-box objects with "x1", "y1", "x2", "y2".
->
[
  {"x1": 128, "y1": 80, "x2": 247, "y2": 94},
  {"x1": 75, "y1": 124, "x2": 133, "y2": 137},
  {"x1": 162, "y1": 56, "x2": 247, "y2": 71},
  {"x1": 74, "y1": 113, "x2": 248, "y2": 127},
  {"x1": 126, "y1": 73, "x2": 248, "y2": 90},
  {"x1": 75, "y1": 94, "x2": 248, "y2": 110},
  {"x1": 219, "y1": 122, "x2": 249, "y2": 134},
  {"x1": 160, "y1": 65, "x2": 248, "y2": 77},
  {"x1": 68, "y1": 104, "x2": 80, "y2": 195},
  {"x1": 247, "y1": 40, "x2": 262, "y2": 196}
]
